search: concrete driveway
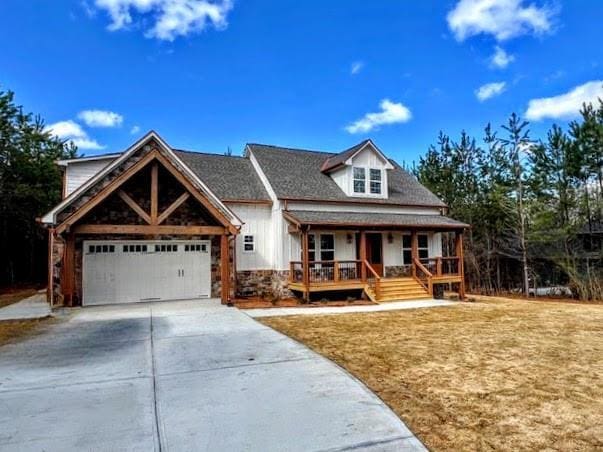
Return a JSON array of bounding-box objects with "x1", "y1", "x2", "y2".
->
[{"x1": 0, "y1": 299, "x2": 424, "y2": 451}]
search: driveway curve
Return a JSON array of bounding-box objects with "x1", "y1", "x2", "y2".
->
[{"x1": 0, "y1": 299, "x2": 424, "y2": 451}]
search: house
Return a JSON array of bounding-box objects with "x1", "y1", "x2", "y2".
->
[{"x1": 41, "y1": 131, "x2": 468, "y2": 306}]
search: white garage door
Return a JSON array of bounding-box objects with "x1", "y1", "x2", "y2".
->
[{"x1": 83, "y1": 240, "x2": 211, "y2": 306}]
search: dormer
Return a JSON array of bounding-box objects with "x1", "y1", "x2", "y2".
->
[{"x1": 321, "y1": 140, "x2": 394, "y2": 199}]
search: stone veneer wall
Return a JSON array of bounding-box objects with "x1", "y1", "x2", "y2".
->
[
  {"x1": 51, "y1": 235, "x2": 66, "y2": 305},
  {"x1": 235, "y1": 270, "x2": 293, "y2": 300},
  {"x1": 384, "y1": 265, "x2": 412, "y2": 278}
]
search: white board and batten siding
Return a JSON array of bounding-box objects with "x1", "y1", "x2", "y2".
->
[
  {"x1": 64, "y1": 158, "x2": 116, "y2": 196},
  {"x1": 228, "y1": 203, "x2": 273, "y2": 271},
  {"x1": 331, "y1": 144, "x2": 391, "y2": 199}
]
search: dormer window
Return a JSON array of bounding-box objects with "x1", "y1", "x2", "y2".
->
[
  {"x1": 322, "y1": 140, "x2": 393, "y2": 199},
  {"x1": 370, "y1": 169, "x2": 382, "y2": 194},
  {"x1": 353, "y1": 167, "x2": 366, "y2": 193}
]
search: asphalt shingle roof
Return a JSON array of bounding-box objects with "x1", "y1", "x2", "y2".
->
[
  {"x1": 320, "y1": 140, "x2": 370, "y2": 172},
  {"x1": 247, "y1": 143, "x2": 447, "y2": 207},
  {"x1": 284, "y1": 210, "x2": 468, "y2": 229},
  {"x1": 174, "y1": 150, "x2": 271, "y2": 202}
]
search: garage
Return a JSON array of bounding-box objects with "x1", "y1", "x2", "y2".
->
[{"x1": 83, "y1": 240, "x2": 211, "y2": 305}]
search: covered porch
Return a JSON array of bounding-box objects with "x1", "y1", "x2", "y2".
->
[{"x1": 283, "y1": 210, "x2": 468, "y2": 302}]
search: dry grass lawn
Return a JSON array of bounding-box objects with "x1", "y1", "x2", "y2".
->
[
  {"x1": 0, "y1": 317, "x2": 55, "y2": 347},
  {"x1": 0, "y1": 288, "x2": 38, "y2": 309},
  {"x1": 261, "y1": 298, "x2": 603, "y2": 451}
]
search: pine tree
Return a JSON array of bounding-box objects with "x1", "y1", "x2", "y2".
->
[
  {"x1": 0, "y1": 90, "x2": 77, "y2": 286},
  {"x1": 499, "y1": 113, "x2": 532, "y2": 296}
]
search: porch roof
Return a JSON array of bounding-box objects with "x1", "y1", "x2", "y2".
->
[{"x1": 283, "y1": 210, "x2": 469, "y2": 230}]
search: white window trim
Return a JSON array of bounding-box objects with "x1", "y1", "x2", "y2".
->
[
  {"x1": 350, "y1": 166, "x2": 387, "y2": 198},
  {"x1": 369, "y1": 168, "x2": 382, "y2": 195},
  {"x1": 352, "y1": 167, "x2": 366, "y2": 194},
  {"x1": 402, "y1": 233, "x2": 429, "y2": 264},
  {"x1": 307, "y1": 233, "x2": 335, "y2": 262},
  {"x1": 243, "y1": 235, "x2": 255, "y2": 253}
]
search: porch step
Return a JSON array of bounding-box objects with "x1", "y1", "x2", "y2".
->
[
  {"x1": 379, "y1": 294, "x2": 432, "y2": 302},
  {"x1": 365, "y1": 277, "x2": 431, "y2": 303},
  {"x1": 380, "y1": 281, "x2": 425, "y2": 289}
]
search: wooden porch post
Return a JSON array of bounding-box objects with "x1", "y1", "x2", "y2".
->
[
  {"x1": 63, "y1": 232, "x2": 75, "y2": 306},
  {"x1": 150, "y1": 163, "x2": 158, "y2": 224},
  {"x1": 455, "y1": 230, "x2": 466, "y2": 300},
  {"x1": 359, "y1": 230, "x2": 367, "y2": 281},
  {"x1": 220, "y1": 234, "x2": 230, "y2": 304},
  {"x1": 411, "y1": 230, "x2": 418, "y2": 277},
  {"x1": 47, "y1": 228, "x2": 54, "y2": 306},
  {"x1": 301, "y1": 228, "x2": 310, "y2": 302}
]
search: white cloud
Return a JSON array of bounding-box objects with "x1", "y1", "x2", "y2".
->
[
  {"x1": 490, "y1": 46, "x2": 515, "y2": 69},
  {"x1": 350, "y1": 61, "x2": 364, "y2": 75},
  {"x1": 46, "y1": 120, "x2": 105, "y2": 150},
  {"x1": 46, "y1": 120, "x2": 87, "y2": 139},
  {"x1": 78, "y1": 109, "x2": 123, "y2": 127},
  {"x1": 345, "y1": 99, "x2": 412, "y2": 134},
  {"x1": 475, "y1": 82, "x2": 507, "y2": 101},
  {"x1": 130, "y1": 125, "x2": 141, "y2": 134},
  {"x1": 71, "y1": 138, "x2": 106, "y2": 150},
  {"x1": 94, "y1": 0, "x2": 233, "y2": 41},
  {"x1": 447, "y1": 0, "x2": 557, "y2": 42},
  {"x1": 525, "y1": 80, "x2": 603, "y2": 121}
]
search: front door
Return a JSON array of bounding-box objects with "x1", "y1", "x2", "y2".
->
[{"x1": 365, "y1": 233, "x2": 383, "y2": 276}]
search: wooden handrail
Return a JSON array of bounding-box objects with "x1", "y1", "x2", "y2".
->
[
  {"x1": 413, "y1": 258, "x2": 433, "y2": 295},
  {"x1": 364, "y1": 260, "x2": 381, "y2": 280},
  {"x1": 363, "y1": 260, "x2": 381, "y2": 300},
  {"x1": 413, "y1": 258, "x2": 433, "y2": 277}
]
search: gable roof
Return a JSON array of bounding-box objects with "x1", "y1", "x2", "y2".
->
[
  {"x1": 41, "y1": 131, "x2": 242, "y2": 227},
  {"x1": 320, "y1": 139, "x2": 392, "y2": 173},
  {"x1": 320, "y1": 140, "x2": 370, "y2": 172},
  {"x1": 247, "y1": 143, "x2": 447, "y2": 208},
  {"x1": 174, "y1": 150, "x2": 270, "y2": 202}
]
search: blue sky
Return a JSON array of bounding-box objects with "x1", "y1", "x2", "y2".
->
[{"x1": 1, "y1": 0, "x2": 602, "y2": 163}]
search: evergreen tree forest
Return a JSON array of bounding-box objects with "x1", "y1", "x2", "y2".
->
[
  {"x1": 415, "y1": 102, "x2": 603, "y2": 301},
  {"x1": 0, "y1": 90, "x2": 77, "y2": 288}
]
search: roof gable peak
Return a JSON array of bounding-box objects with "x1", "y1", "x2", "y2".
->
[{"x1": 320, "y1": 139, "x2": 392, "y2": 173}]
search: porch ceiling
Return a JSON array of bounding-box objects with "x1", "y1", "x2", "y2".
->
[{"x1": 283, "y1": 210, "x2": 469, "y2": 230}]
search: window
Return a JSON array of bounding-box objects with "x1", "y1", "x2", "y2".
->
[
  {"x1": 308, "y1": 234, "x2": 316, "y2": 262},
  {"x1": 319, "y1": 234, "x2": 335, "y2": 261},
  {"x1": 243, "y1": 235, "x2": 255, "y2": 253},
  {"x1": 402, "y1": 234, "x2": 429, "y2": 264},
  {"x1": 353, "y1": 167, "x2": 383, "y2": 195},
  {"x1": 123, "y1": 244, "x2": 148, "y2": 253},
  {"x1": 185, "y1": 244, "x2": 207, "y2": 252},
  {"x1": 369, "y1": 169, "x2": 382, "y2": 194},
  {"x1": 306, "y1": 233, "x2": 334, "y2": 262},
  {"x1": 402, "y1": 235, "x2": 412, "y2": 265},
  {"x1": 418, "y1": 234, "x2": 429, "y2": 259},
  {"x1": 353, "y1": 167, "x2": 366, "y2": 193},
  {"x1": 154, "y1": 244, "x2": 177, "y2": 252},
  {"x1": 88, "y1": 244, "x2": 115, "y2": 254}
]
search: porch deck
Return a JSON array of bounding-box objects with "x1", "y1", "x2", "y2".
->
[{"x1": 289, "y1": 257, "x2": 464, "y2": 302}]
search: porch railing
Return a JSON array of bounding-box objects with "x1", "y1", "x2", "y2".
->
[
  {"x1": 289, "y1": 260, "x2": 363, "y2": 284},
  {"x1": 418, "y1": 257, "x2": 461, "y2": 277},
  {"x1": 413, "y1": 258, "x2": 433, "y2": 295},
  {"x1": 290, "y1": 256, "x2": 462, "y2": 292}
]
